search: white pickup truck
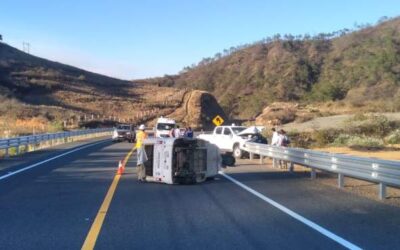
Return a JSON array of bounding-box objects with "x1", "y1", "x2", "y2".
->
[{"x1": 197, "y1": 125, "x2": 263, "y2": 158}]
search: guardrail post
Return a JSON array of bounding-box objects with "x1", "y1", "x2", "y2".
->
[
  {"x1": 272, "y1": 158, "x2": 277, "y2": 168},
  {"x1": 16, "y1": 138, "x2": 20, "y2": 155},
  {"x1": 250, "y1": 152, "x2": 254, "y2": 160},
  {"x1": 289, "y1": 162, "x2": 294, "y2": 173},
  {"x1": 259, "y1": 156, "x2": 264, "y2": 164},
  {"x1": 32, "y1": 138, "x2": 36, "y2": 151},
  {"x1": 5, "y1": 140, "x2": 9, "y2": 158},
  {"x1": 379, "y1": 183, "x2": 386, "y2": 200},
  {"x1": 310, "y1": 168, "x2": 316, "y2": 179},
  {"x1": 338, "y1": 173, "x2": 344, "y2": 188}
]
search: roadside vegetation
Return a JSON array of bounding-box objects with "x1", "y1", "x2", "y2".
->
[{"x1": 285, "y1": 114, "x2": 400, "y2": 150}]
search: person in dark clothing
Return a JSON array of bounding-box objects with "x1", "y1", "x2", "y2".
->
[{"x1": 185, "y1": 127, "x2": 193, "y2": 138}]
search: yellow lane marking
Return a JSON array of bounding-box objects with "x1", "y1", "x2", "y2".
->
[
  {"x1": 122, "y1": 147, "x2": 136, "y2": 166},
  {"x1": 82, "y1": 146, "x2": 136, "y2": 250}
]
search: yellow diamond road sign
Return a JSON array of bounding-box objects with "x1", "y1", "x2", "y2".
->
[{"x1": 212, "y1": 115, "x2": 224, "y2": 126}]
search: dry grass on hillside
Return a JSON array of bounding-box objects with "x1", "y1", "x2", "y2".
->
[{"x1": 0, "y1": 82, "x2": 187, "y2": 137}]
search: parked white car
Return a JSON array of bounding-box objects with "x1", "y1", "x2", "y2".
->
[{"x1": 197, "y1": 125, "x2": 264, "y2": 158}]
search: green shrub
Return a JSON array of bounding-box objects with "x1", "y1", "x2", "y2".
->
[
  {"x1": 345, "y1": 114, "x2": 392, "y2": 137},
  {"x1": 332, "y1": 134, "x2": 351, "y2": 146},
  {"x1": 385, "y1": 130, "x2": 400, "y2": 144},
  {"x1": 313, "y1": 129, "x2": 340, "y2": 146},
  {"x1": 347, "y1": 136, "x2": 384, "y2": 149},
  {"x1": 287, "y1": 131, "x2": 313, "y2": 148},
  {"x1": 332, "y1": 134, "x2": 384, "y2": 149},
  {"x1": 49, "y1": 121, "x2": 64, "y2": 132},
  {"x1": 8, "y1": 147, "x2": 17, "y2": 156}
]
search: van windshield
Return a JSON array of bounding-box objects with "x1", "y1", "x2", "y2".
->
[
  {"x1": 117, "y1": 125, "x2": 131, "y2": 130},
  {"x1": 157, "y1": 123, "x2": 175, "y2": 130}
]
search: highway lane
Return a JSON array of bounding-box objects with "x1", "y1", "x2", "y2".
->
[
  {"x1": 221, "y1": 164, "x2": 400, "y2": 249},
  {"x1": 94, "y1": 161, "x2": 400, "y2": 250},
  {"x1": 1, "y1": 140, "x2": 400, "y2": 249},
  {"x1": 96, "y1": 169, "x2": 346, "y2": 249},
  {"x1": 0, "y1": 139, "x2": 135, "y2": 249},
  {"x1": 0, "y1": 136, "x2": 111, "y2": 173}
]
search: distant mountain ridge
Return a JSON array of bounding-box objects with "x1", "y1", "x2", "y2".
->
[
  {"x1": 0, "y1": 42, "x2": 226, "y2": 136},
  {"x1": 142, "y1": 17, "x2": 400, "y2": 119},
  {"x1": 0, "y1": 42, "x2": 133, "y2": 99}
]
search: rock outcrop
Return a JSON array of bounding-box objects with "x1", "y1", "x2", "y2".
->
[{"x1": 167, "y1": 90, "x2": 228, "y2": 130}]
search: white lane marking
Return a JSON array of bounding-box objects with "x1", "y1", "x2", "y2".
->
[
  {"x1": 0, "y1": 140, "x2": 109, "y2": 181},
  {"x1": 219, "y1": 171, "x2": 362, "y2": 250}
]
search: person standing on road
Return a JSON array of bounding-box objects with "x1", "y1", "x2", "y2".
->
[
  {"x1": 185, "y1": 127, "x2": 193, "y2": 138},
  {"x1": 271, "y1": 128, "x2": 279, "y2": 146},
  {"x1": 173, "y1": 125, "x2": 182, "y2": 138},
  {"x1": 277, "y1": 129, "x2": 290, "y2": 168},
  {"x1": 271, "y1": 128, "x2": 279, "y2": 168},
  {"x1": 280, "y1": 129, "x2": 290, "y2": 147},
  {"x1": 136, "y1": 124, "x2": 148, "y2": 181}
]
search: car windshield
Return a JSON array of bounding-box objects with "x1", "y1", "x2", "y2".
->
[
  {"x1": 157, "y1": 123, "x2": 175, "y2": 130},
  {"x1": 117, "y1": 125, "x2": 130, "y2": 130},
  {"x1": 231, "y1": 127, "x2": 246, "y2": 134}
]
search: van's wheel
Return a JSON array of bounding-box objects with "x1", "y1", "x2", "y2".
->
[{"x1": 233, "y1": 145, "x2": 242, "y2": 158}]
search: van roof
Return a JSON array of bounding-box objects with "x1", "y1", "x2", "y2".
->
[{"x1": 157, "y1": 117, "x2": 176, "y2": 123}]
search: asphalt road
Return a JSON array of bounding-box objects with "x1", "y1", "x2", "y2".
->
[{"x1": 0, "y1": 139, "x2": 399, "y2": 249}]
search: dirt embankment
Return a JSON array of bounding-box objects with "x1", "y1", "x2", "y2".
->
[{"x1": 283, "y1": 113, "x2": 400, "y2": 132}]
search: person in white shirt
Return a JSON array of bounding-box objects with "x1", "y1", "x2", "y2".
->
[
  {"x1": 271, "y1": 128, "x2": 279, "y2": 168},
  {"x1": 174, "y1": 125, "x2": 182, "y2": 138},
  {"x1": 271, "y1": 128, "x2": 279, "y2": 146},
  {"x1": 277, "y1": 129, "x2": 289, "y2": 168}
]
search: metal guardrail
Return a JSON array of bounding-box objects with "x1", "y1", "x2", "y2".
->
[
  {"x1": 243, "y1": 142, "x2": 400, "y2": 199},
  {"x1": 0, "y1": 128, "x2": 112, "y2": 157}
]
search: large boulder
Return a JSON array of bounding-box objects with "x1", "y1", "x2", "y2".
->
[{"x1": 169, "y1": 90, "x2": 228, "y2": 130}]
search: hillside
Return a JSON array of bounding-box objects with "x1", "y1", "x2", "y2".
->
[
  {"x1": 0, "y1": 43, "x2": 225, "y2": 136},
  {"x1": 142, "y1": 17, "x2": 400, "y2": 119}
]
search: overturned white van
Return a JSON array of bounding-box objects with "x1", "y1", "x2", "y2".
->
[{"x1": 142, "y1": 137, "x2": 228, "y2": 184}]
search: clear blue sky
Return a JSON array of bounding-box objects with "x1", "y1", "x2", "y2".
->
[{"x1": 1, "y1": 0, "x2": 399, "y2": 79}]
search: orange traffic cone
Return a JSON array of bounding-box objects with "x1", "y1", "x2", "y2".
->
[{"x1": 117, "y1": 160, "x2": 125, "y2": 175}]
